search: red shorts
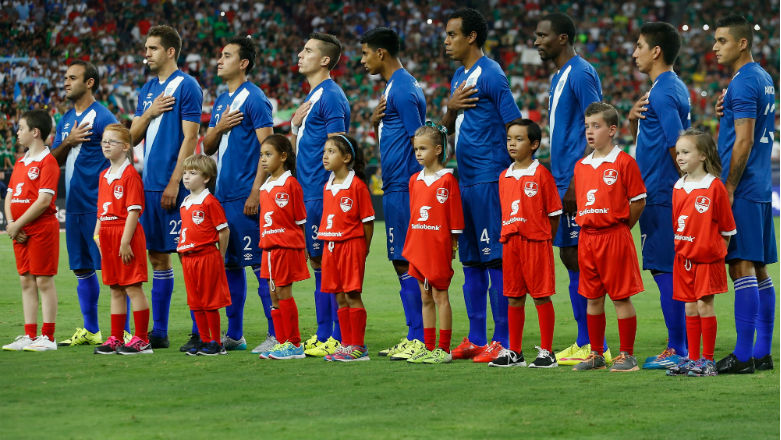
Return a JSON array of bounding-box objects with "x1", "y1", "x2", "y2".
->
[
  {"x1": 321, "y1": 238, "x2": 366, "y2": 294},
  {"x1": 99, "y1": 222, "x2": 148, "y2": 286},
  {"x1": 181, "y1": 246, "x2": 231, "y2": 310},
  {"x1": 502, "y1": 234, "x2": 555, "y2": 298},
  {"x1": 260, "y1": 247, "x2": 310, "y2": 289},
  {"x1": 14, "y1": 216, "x2": 59, "y2": 276},
  {"x1": 673, "y1": 254, "x2": 728, "y2": 302},
  {"x1": 578, "y1": 224, "x2": 643, "y2": 300},
  {"x1": 408, "y1": 262, "x2": 453, "y2": 291}
]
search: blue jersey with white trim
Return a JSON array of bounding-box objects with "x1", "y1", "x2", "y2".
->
[
  {"x1": 52, "y1": 101, "x2": 117, "y2": 214},
  {"x1": 209, "y1": 81, "x2": 274, "y2": 202}
]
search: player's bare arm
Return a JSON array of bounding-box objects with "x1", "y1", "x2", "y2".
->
[
  {"x1": 628, "y1": 92, "x2": 649, "y2": 141},
  {"x1": 202, "y1": 108, "x2": 244, "y2": 155},
  {"x1": 725, "y1": 117, "x2": 755, "y2": 204},
  {"x1": 161, "y1": 120, "x2": 198, "y2": 210},
  {"x1": 628, "y1": 198, "x2": 646, "y2": 228},
  {"x1": 441, "y1": 82, "x2": 478, "y2": 132},
  {"x1": 120, "y1": 210, "x2": 141, "y2": 264},
  {"x1": 218, "y1": 226, "x2": 230, "y2": 261},
  {"x1": 363, "y1": 221, "x2": 374, "y2": 256},
  {"x1": 245, "y1": 126, "x2": 274, "y2": 216},
  {"x1": 289, "y1": 101, "x2": 313, "y2": 153},
  {"x1": 370, "y1": 96, "x2": 386, "y2": 135},
  {"x1": 51, "y1": 122, "x2": 92, "y2": 164},
  {"x1": 129, "y1": 95, "x2": 176, "y2": 145}
]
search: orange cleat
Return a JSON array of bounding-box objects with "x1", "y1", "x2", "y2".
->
[
  {"x1": 451, "y1": 337, "x2": 487, "y2": 360},
  {"x1": 473, "y1": 341, "x2": 505, "y2": 363}
]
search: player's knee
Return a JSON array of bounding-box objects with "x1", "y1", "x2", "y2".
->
[
  {"x1": 309, "y1": 256, "x2": 322, "y2": 270},
  {"x1": 391, "y1": 260, "x2": 408, "y2": 275},
  {"x1": 148, "y1": 251, "x2": 171, "y2": 271},
  {"x1": 728, "y1": 259, "x2": 756, "y2": 280},
  {"x1": 559, "y1": 247, "x2": 578, "y2": 271},
  {"x1": 507, "y1": 296, "x2": 525, "y2": 307},
  {"x1": 755, "y1": 264, "x2": 769, "y2": 281}
]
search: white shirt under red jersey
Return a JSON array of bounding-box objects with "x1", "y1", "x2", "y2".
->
[
  {"x1": 672, "y1": 173, "x2": 736, "y2": 263},
  {"x1": 499, "y1": 160, "x2": 562, "y2": 242},
  {"x1": 7, "y1": 148, "x2": 59, "y2": 227},
  {"x1": 259, "y1": 170, "x2": 307, "y2": 249},
  {"x1": 317, "y1": 170, "x2": 375, "y2": 242},
  {"x1": 177, "y1": 189, "x2": 228, "y2": 253},
  {"x1": 574, "y1": 147, "x2": 646, "y2": 229},
  {"x1": 97, "y1": 160, "x2": 144, "y2": 224}
]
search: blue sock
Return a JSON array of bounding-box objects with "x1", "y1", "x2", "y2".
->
[
  {"x1": 150, "y1": 269, "x2": 174, "y2": 337},
  {"x1": 463, "y1": 266, "x2": 488, "y2": 347},
  {"x1": 225, "y1": 268, "x2": 247, "y2": 341},
  {"x1": 75, "y1": 271, "x2": 100, "y2": 333},
  {"x1": 400, "y1": 272, "x2": 423, "y2": 341},
  {"x1": 654, "y1": 272, "x2": 687, "y2": 357},
  {"x1": 568, "y1": 270, "x2": 589, "y2": 347},
  {"x1": 253, "y1": 267, "x2": 274, "y2": 337},
  {"x1": 313, "y1": 269, "x2": 331, "y2": 342},
  {"x1": 488, "y1": 268, "x2": 508, "y2": 347},
  {"x1": 190, "y1": 310, "x2": 198, "y2": 334},
  {"x1": 330, "y1": 294, "x2": 341, "y2": 343},
  {"x1": 125, "y1": 296, "x2": 132, "y2": 333},
  {"x1": 733, "y1": 276, "x2": 759, "y2": 362},
  {"x1": 753, "y1": 278, "x2": 776, "y2": 358}
]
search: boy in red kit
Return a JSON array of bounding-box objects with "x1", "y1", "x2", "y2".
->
[
  {"x1": 318, "y1": 134, "x2": 375, "y2": 362},
  {"x1": 402, "y1": 124, "x2": 463, "y2": 365},
  {"x1": 667, "y1": 129, "x2": 736, "y2": 377},
  {"x1": 2, "y1": 110, "x2": 59, "y2": 352},
  {"x1": 94, "y1": 124, "x2": 152, "y2": 355},
  {"x1": 572, "y1": 103, "x2": 646, "y2": 372},
  {"x1": 490, "y1": 120, "x2": 562, "y2": 368},
  {"x1": 177, "y1": 155, "x2": 232, "y2": 356}
]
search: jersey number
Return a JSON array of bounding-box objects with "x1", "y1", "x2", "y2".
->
[
  {"x1": 388, "y1": 227, "x2": 394, "y2": 243},
  {"x1": 169, "y1": 219, "x2": 181, "y2": 235},
  {"x1": 243, "y1": 236, "x2": 253, "y2": 251},
  {"x1": 480, "y1": 228, "x2": 490, "y2": 244}
]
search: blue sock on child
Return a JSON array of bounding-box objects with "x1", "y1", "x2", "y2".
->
[
  {"x1": 654, "y1": 272, "x2": 687, "y2": 357},
  {"x1": 253, "y1": 267, "x2": 274, "y2": 337},
  {"x1": 753, "y1": 278, "x2": 776, "y2": 359},
  {"x1": 76, "y1": 271, "x2": 100, "y2": 334},
  {"x1": 568, "y1": 270, "x2": 589, "y2": 347},
  {"x1": 313, "y1": 268, "x2": 332, "y2": 342},
  {"x1": 733, "y1": 276, "x2": 759, "y2": 362},
  {"x1": 400, "y1": 272, "x2": 423, "y2": 341},
  {"x1": 150, "y1": 269, "x2": 174, "y2": 337},
  {"x1": 488, "y1": 267, "x2": 508, "y2": 347},
  {"x1": 463, "y1": 265, "x2": 488, "y2": 347},
  {"x1": 225, "y1": 268, "x2": 247, "y2": 341}
]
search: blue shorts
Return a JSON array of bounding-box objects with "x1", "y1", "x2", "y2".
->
[
  {"x1": 553, "y1": 187, "x2": 580, "y2": 248},
  {"x1": 304, "y1": 199, "x2": 324, "y2": 258},
  {"x1": 638, "y1": 203, "x2": 674, "y2": 273},
  {"x1": 727, "y1": 198, "x2": 778, "y2": 265},
  {"x1": 140, "y1": 189, "x2": 187, "y2": 253},
  {"x1": 65, "y1": 212, "x2": 101, "y2": 271},
  {"x1": 222, "y1": 198, "x2": 262, "y2": 268},
  {"x1": 458, "y1": 182, "x2": 503, "y2": 264},
  {"x1": 383, "y1": 191, "x2": 411, "y2": 262}
]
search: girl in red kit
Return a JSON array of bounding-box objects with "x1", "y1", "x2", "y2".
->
[
  {"x1": 256, "y1": 135, "x2": 309, "y2": 360},
  {"x1": 93, "y1": 124, "x2": 152, "y2": 355},
  {"x1": 318, "y1": 134, "x2": 374, "y2": 362},
  {"x1": 401, "y1": 123, "x2": 463, "y2": 365},
  {"x1": 177, "y1": 155, "x2": 231, "y2": 356},
  {"x1": 666, "y1": 129, "x2": 736, "y2": 377}
]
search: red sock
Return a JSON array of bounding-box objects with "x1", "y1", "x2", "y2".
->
[
  {"x1": 424, "y1": 327, "x2": 436, "y2": 351},
  {"x1": 336, "y1": 307, "x2": 352, "y2": 346},
  {"x1": 206, "y1": 310, "x2": 221, "y2": 345},
  {"x1": 280, "y1": 298, "x2": 301, "y2": 346},
  {"x1": 701, "y1": 316, "x2": 717, "y2": 361},
  {"x1": 350, "y1": 307, "x2": 367, "y2": 347},
  {"x1": 193, "y1": 310, "x2": 210, "y2": 342},
  {"x1": 111, "y1": 313, "x2": 126, "y2": 340},
  {"x1": 536, "y1": 301, "x2": 555, "y2": 351},
  {"x1": 133, "y1": 309, "x2": 149, "y2": 342},
  {"x1": 617, "y1": 316, "x2": 637, "y2": 355},
  {"x1": 24, "y1": 324, "x2": 37, "y2": 339},
  {"x1": 438, "y1": 329, "x2": 452, "y2": 352},
  {"x1": 41, "y1": 322, "x2": 55, "y2": 342},
  {"x1": 508, "y1": 304, "x2": 525, "y2": 353},
  {"x1": 685, "y1": 315, "x2": 702, "y2": 360},
  {"x1": 587, "y1": 313, "x2": 606, "y2": 355},
  {"x1": 271, "y1": 308, "x2": 286, "y2": 343}
]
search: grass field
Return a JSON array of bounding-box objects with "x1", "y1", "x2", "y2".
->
[{"x1": 0, "y1": 222, "x2": 778, "y2": 439}]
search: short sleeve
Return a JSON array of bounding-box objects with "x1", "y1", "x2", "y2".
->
[
  {"x1": 209, "y1": 196, "x2": 229, "y2": 230},
  {"x1": 396, "y1": 92, "x2": 425, "y2": 138},
  {"x1": 571, "y1": 67, "x2": 602, "y2": 116},
  {"x1": 322, "y1": 92, "x2": 349, "y2": 135},
  {"x1": 730, "y1": 79, "x2": 759, "y2": 120},
  {"x1": 447, "y1": 176, "x2": 465, "y2": 232},
  {"x1": 541, "y1": 169, "x2": 563, "y2": 215},
  {"x1": 126, "y1": 169, "x2": 145, "y2": 212},
  {"x1": 622, "y1": 155, "x2": 647, "y2": 200},
  {"x1": 291, "y1": 179, "x2": 307, "y2": 224},
  {"x1": 485, "y1": 68, "x2": 522, "y2": 125},
  {"x1": 208, "y1": 96, "x2": 221, "y2": 128},
  {"x1": 356, "y1": 180, "x2": 375, "y2": 222},
  {"x1": 653, "y1": 90, "x2": 686, "y2": 148},
  {"x1": 179, "y1": 78, "x2": 204, "y2": 124},
  {"x1": 713, "y1": 181, "x2": 737, "y2": 234},
  {"x1": 134, "y1": 83, "x2": 148, "y2": 118},
  {"x1": 39, "y1": 156, "x2": 60, "y2": 194},
  {"x1": 247, "y1": 92, "x2": 274, "y2": 130},
  {"x1": 51, "y1": 118, "x2": 65, "y2": 150}
]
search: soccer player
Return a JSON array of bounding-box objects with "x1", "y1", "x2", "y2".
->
[
  {"x1": 202, "y1": 36, "x2": 275, "y2": 352},
  {"x1": 441, "y1": 7, "x2": 522, "y2": 363},
  {"x1": 534, "y1": 13, "x2": 606, "y2": 365},
  {"x1": 51, "y1": 60, "x2": 121, "y2": 347},
  {"x1": 289, "y1": 33, "x2": 351, "y2": 357},
  {"x1": 360, "y1": 27, "x2": 426, "y2": 358},
  {"x1": 129, "y1": 25, "x2": 203, "y2": 349},
  {"x1": 629, "y1": 22, "x2": 691, "y2": 369},
  {"x1": 712, "y1": 15, "x2": 777, "y2": 374}
]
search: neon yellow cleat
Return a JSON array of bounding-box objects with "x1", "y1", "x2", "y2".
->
[
  {"x1": 554, "y1": 342, "x2": 579, "y2": 365},
  {"x1": 304, "y1": 337, "x2": 340, "y2": 357},
  {"x1": 304, "y1": 334, "x2": 319, "y2": 351},
  {"x1": 422, "y1": 348, "x2": 453, "y2": 364},
  {"x1": 390, "y1": 339, "x2": 425, "y2": 361},
  {"x1": 406, "y1": 347, "x2": 431, "y2": 364},
  {"x1": 58, "y1": 328, "x2": 103, "y2": 346},
  {"x1": 379, "y1": 337, "x2": 410, "y2": 357},
  {"x1": 558, "y1": 343, "x2": 591, "y2": 366}
]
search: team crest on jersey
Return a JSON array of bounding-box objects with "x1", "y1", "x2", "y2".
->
[
  {"x1": 602, "y1": 169, "x2": 618, "y2": 186},
  {"x1": 340, "y1": 197, "x2": 353, "y2": 212},
  {"x1": 275, "y1": 192, "x2": 289, "y2": 208},
  {"x1": 192, "y1": 210, "x2": 205, "y2": 225},
  {"x1": 113, "y1": 185, "x2": 124, "y2": 199},
  {"x1": 524, "y1": 182, "x2": 538, "y2": 197},
  {"x1": 27, "y1": 167, "x2": 39, "y2": 181},
  {"x1": 436, "y1": 188, "x2": 449, "y2": 203},
  {"x1": 695, "y1": 196, "x2": 711, "y2": 213}
]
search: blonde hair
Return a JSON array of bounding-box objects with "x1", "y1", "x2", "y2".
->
[
  {"x1": 182, "y1": 154, "x2": 218, "y2": 181},
  {"x1": 678, "y1": 128, "x2": 722, "y2": 176},
  {"x1": 414, "y1": 123, "x2": 448, "y2": 163}
]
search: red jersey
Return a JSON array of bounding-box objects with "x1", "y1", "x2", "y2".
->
[
  {"x1": 177, "y1": 189, "x2": 228, "y2": 253},
  {"x1": 7, "y1": 148, "x2": 59, "y2": 228},
  {"x1": 97, "y1": 160, "x2": 144, "y2": 224},
  {"x1": 574, "y1": 147, "x2": 646, "y2": 229},
  {"x1": 317, "y1": 171, "x2": 375, "y2": 242},
  {"x1": 672, "y1": 174, "x2": 736, "y2": 263},
  {"x1": 498, "y1": 160, "x2": 562, "y2": 242},
  {"x1": 259, "y1": 171, "x2": 307, "y2": 250}
]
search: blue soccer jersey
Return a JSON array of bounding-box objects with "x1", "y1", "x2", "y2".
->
[
  {"x1": 718, "y1": 62, "x2": 776, "y2": 202},
  {"x1": 295, "y1": 79, "x2": 351, "y2": 202},
  {"x1": 378, "y1": 68, "x2": 425, "y2": 192},
  {"x1": 548, "y1": 55, "x2": 603, "y2": 192},
  {"x1": 52, "y1": 101, "x2": 117, "y2": 214},
  {"x1": 451, "y1": 56, "x2": 521, "y2": 185},
  {"x1": 636, "y1": 71, "x2": 691, "y2": 205},
  {"x1": 209, "y1": 81, "x2": 274, "y2": 202},
  {"x1": 135, "y1": 70, "x2": 203, "y2": 191}
]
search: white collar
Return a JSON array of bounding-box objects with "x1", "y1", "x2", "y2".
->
[
  {"x1": 20, "y1": 147, "x2": 50, "y2": 165},
  {"x1": 181, "y1": 188, "x2": 210, "y2": 209},
  {"x1": 260, "y1": 170, "x2": 292, "y2": 193},
  {"x1": 581, "y1": 146, "x2": 621, "y2": 169},
  {"x1": 103, "y1": 159, "x2": 131, "y2": 184},
  {"x1": 504, "y1": 160, "x2": 539, "y2": 179},
  {"x1": 325, "y1": 170, "x2": 355, "y2": 195},
  {"x1": 416, "y1": 168, "x2": 454, "y2": 186},
  {"x1": 674, "y1": 173, "x2": 717, "y2": 193}
]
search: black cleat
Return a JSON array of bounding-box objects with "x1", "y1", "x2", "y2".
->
[
  {"x1": 148, "y1": 334, "x2": 170, "y2": 349},
  {"x1": 716, "y1": 353, "x2": 755, "y2": 374},
  {"x1": 754, "y1": 354, "x2": 774, "y2": 371},
  {"x1": 179, "y1": 333, "x2": 201, "y2": 352}
]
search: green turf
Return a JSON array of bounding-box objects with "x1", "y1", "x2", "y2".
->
[{"x1": 0, "y1": 222, "x2": 778, "y2": 439}]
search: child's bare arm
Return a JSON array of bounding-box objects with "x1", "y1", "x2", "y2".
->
[
  {"x1": 548, "y1": 214, "x2": 560, "y2": 241},
  {"x1": 628, "y1": 198, "x2": 646, "y2": 228},
  {"x1": 119, "y1": 210, "x2": 141, "y2": 264},
  {"x1": 363, "y1": 221, "x2": 374, "y2": 256},
  {"x1": 218, "y1": 227, "x2": 230, "y2": 261}
]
